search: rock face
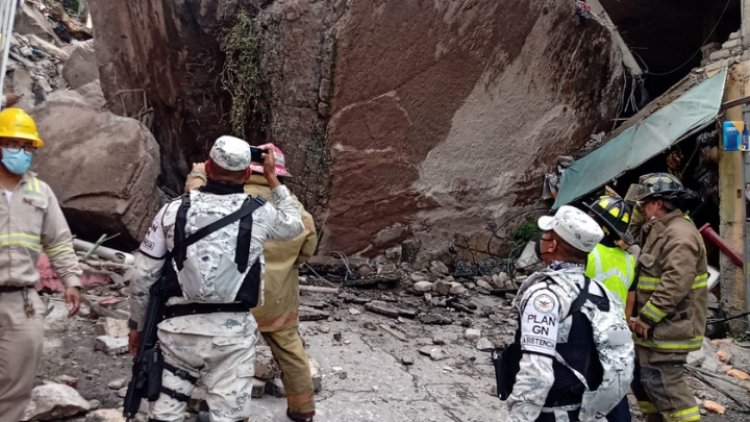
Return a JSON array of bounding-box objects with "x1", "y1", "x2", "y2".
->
[
  {"x1": 89, "y1": 0, "x2": 624, "y2": 259},
  {"x1": 31, "y1": 91, "x2": 162, "y2": 246}
]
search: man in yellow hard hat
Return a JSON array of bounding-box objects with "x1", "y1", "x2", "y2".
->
[
  {"x1": 186, "y1": 144, "x2": 318, "y2": 422},
  {"x1": 0, "y1": 108, "x2": 82, "y2": 421}
]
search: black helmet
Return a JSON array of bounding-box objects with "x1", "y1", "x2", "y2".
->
[
  {"x1": 584, "y1": 195, "x2": 635, "y2": 245},
  {"x1": 635, "y1": 172, "x2": 685, "y2": 201}
]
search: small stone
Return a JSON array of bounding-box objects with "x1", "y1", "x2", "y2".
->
[
  {"x1": 299, "y1": 306, "x2": 330, "y2": 321},
  {"x1": 433, "y1": 280, "x2": 452, "y2": 296},
  {"x1": 430, "y1": 260, "x2": 450, "y2": 275},
  {"x1": 107, "y1": 378, "x2": 126, "y2": 390},
  {"x1": 333, "y1": 332, "x2": 342, "y2": 342},
  {"x1": 265, "y1": 378, "x2": 287, "y2": 398},
  {"x1": 476, "y1": 337, "x2": 494, "y2": 351},
  {"x1": 450, "y1": 284, "x2": 468, "y2": 295},
  {"x1": 413, "y1": 281, "x2": 433, "y2": 292},
  {"x1": 410, "y1": 272, "x2": 427, "y2": 282},
  {"x1": 94, "y1": 336, "x2": 128, "y2": 355},
  {"x1": 432, "y1": 336, "x2": 446, "y2": 346},
  {"x1": 117, "y1": 387, "x2": 128, "y2": 398},
  {"x1": 87, "y1": 399, "x2": 101, "y2": 410},
  {"x1": 401, "y1": 355, "x2": 415, "y2": 366},
  {"x1": 318, "y1": 325, "x2": 330, "y2": 334},
  {"x1": 420, "y1": 313, "x2": 453, "y2": 325},
  {"x1": 251, "y1": 379, "x2": 266, "y2": 398},
  {"x1": 424, "y1": 293, "x2": 432, "y2": 301},
  {"x1": 349, "y1": 307, "x2": 362, "y2": 316},
  {"x1": 86, "y1": 409, "x2": 126, "y2": 422},
  {"x1": 465, "y1": 282, "x2": 476, "y2": 290},
  {"x1": 362, "y1": 322, "x2": 377, "y2": 331},
  {"x1": 398, "y1": 308, "x2": 418, "y2": 319},
  {"x1": 309, "y1": 359, "x2": 322, "y2": 393},
  {"x1": 465, "y1": 328, "x2": 481, "y2": 341},
  {"x1": 477, "y1": 279, "x2": 493, "y2": 290}
]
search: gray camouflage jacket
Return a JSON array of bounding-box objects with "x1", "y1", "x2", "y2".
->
[{"x1": 127, "y1": 184, "x2": 303, "y2": 336}]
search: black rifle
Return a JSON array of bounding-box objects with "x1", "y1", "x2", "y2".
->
[{"x1": 123, "y1": 264, "x2": 170, "y2": 419}]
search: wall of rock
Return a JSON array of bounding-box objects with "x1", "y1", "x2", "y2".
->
[{"x1": 88, "y1": 0, "x2": 625, "y2": 260}]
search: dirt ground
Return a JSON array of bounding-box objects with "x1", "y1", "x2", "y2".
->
[{"x1": 35, "y1": 288, "x2": 750, "y2": 422}]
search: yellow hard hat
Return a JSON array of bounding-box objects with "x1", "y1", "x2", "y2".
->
[{"x1": 0, "y1": 108, "x2": 44, "y2": 148}]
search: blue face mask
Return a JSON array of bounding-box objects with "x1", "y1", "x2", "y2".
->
[{"x1": 1, "y1": 148, "x2": 33, "y2": 175}]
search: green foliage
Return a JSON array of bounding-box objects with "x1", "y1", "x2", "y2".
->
[
  {"x1": 511, "y1": 219, "x2": 541, "y2": 249},
  {"x1": 221, "y1": 13, "x2": 263, "y2": 137}
]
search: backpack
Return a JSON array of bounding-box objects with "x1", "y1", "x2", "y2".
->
[{"x1": 559, "y1": 276, "x2": 634, "y2": 420}]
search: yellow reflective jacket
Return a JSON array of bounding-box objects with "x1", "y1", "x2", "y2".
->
[
  {"x1": 585, "y1": 243, "x2": 635, "y2": 308},
  {"x1": 0, "y1": 172, "x2": 81, "y2": 288},
  {"x1": 635, "y1": 210, "x2": 708, "y2": 352}
]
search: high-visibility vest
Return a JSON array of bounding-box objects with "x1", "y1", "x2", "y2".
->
[{"x1": 585, "y1": 243, "x2": 636, "y2": 306}]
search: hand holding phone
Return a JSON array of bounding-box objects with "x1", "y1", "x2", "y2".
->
[{"x1": 250, "y1": 146, "x2": 264, "y2": 163}]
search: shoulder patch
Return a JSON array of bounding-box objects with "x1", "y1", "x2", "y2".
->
[{"x1": 533, "y1": 293, "x2": 555, "y2": 313}]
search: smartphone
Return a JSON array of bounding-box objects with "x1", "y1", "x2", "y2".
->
[{"x1": 250, "y1": 146, "x2": 264, "y2": 163}]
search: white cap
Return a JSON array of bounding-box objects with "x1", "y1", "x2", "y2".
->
[
  {"x1": 537, "y1": 205, "x2": 604, "y2": 253},
  {"x1": 209, "y1": 135, "x2": 252, "y2": 171}
]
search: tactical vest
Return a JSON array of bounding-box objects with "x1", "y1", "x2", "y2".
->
[{"x1": 163, "y1": 193, "x2": 266, "y2": 310}]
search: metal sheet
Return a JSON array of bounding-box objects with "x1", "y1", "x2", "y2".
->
[{"x1": 553, "y1": 69, "x2": 727, "y2": 208}]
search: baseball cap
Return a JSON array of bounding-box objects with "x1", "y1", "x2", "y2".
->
[
  {"x1": 537, "y1": 205, "x2": 604, "y2": 253},
  {"x1": 210, "y1": 135, "x2": 252, "y2": 171}
]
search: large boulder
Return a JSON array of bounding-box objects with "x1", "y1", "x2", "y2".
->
[
  {"x1": 21, "y1": 383, "x2": 90, "y2": 421},
  {"x1": 62, "y1": 40, "x2": 99, "y2": 89},
  {"x1": 89, "y1": 0, "x2": 624, "y2": 259},
  {"x1": 31, "y1": 90, "x2": 162, "y2": 247}
]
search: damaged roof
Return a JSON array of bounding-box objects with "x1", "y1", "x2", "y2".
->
[{"x1": 553, "y1": 69, "x2": 727, "y2": 209}]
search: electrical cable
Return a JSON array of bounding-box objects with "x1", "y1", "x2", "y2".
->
[{"x1": 647, "y1": 0, "x2": 734, "y2": 77}]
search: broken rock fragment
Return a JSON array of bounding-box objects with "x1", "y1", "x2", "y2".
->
[
  {"x1": 419, "y1": 313, "x2": 453, "y2": 325},
  {"x1": 94, "y1": 335, "x2": 128, "y2": 355},
  {"x1": 21, "y1": 383, "x2": 90, "y2": 421},
  {"x1": 365, "y1": 300, "x2": 400, "y2": 318}
]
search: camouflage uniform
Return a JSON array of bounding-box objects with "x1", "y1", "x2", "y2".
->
[
  {"x1": 129, "y1": 138, "x2": 304, "y2": 422},
  {"x1": 508, "y1": 262, "x2": 619, "y2": 422}
]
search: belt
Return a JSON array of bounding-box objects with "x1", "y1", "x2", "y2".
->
[
  {"x1": 0, "y1": 285, "x2": 27, "y2": 293},
  {"x1": 164, "y1": 302, "x2": 250, "y2": 319}
]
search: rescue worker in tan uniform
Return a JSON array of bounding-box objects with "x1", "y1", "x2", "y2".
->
[
  {"x1": 186, "y1": 144, "x2": 318, "y2": 422},
  {"x1": 629, "y1": 173, "x2": 707, "y2": 422},
  {"x1": 0, "y1": 108, "x2": 82, "y2": 421}
]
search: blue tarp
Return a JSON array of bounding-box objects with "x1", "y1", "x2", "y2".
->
[{"x1": 553, "y1": 69, "x2": 727, "y2": 209}]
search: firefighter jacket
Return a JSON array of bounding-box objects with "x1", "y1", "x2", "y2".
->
[
  {"x1": 0, "y1": 172, "x2": 81, "y2": 288},
  {"x1": 585, "y1": 243, "x2": 636, "y2": 306},
  {"x1": 635, "y1": 209, "x2": 708, "y2": 352},
  {"x1": 244, "y1": 176, "x2": 318, "y2": 332}
]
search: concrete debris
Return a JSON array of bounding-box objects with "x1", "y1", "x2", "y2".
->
[
  {"x1": 107, "y1": 378, "x2": 126, "y2": 390},
  {"x1": 299, "y1": 306, "x2": 331, "y2": 321},
  {"x1": 401, "y1": 355, "x2": 415, "y2": 366},
  {"x1": 254, "y1": 346, "x2": 281, "y2": 381},
  {"x1": 94, "y1": 336, "x2": 128, "y2": 356},
  {"x1": 85, "y1": 409, "x2": 126, "y2": 422},
  {"x1": 419, "y1": 313, "x2": 453, "y2": 325},
  {"x1": 21, "y1": 383, "x2": 91, "y2": 421},
  {"x1": 413, "y1": 280, "x2": 433, "y2": 292},
  {"x1": 430, "y1": 261, "x2": 450, "y2": 275},
  {"x1": 419, "y1": 347, "x2": 449, "y2": 361},
  {"x1": 94, "y1": 318, "x2": 130, "y2": 338},
  {"x1": 476, "y1": 338, "x2": 494, "y2": 352},
  {"x1": 433, "y1": 279, "x2": 452, "y2": 296},
  {"x1": 464, "y1": 329, "x2": 481, "y2": 341},
  {"x1": 726, "y1": 368, "x2": 750, "y2": 381},
  {"x1": 365, "y1": 301, "x2": 401, "y2": 318},
  {"x1": 716, "y1": 349, "x2": 732, "y2": 364}
]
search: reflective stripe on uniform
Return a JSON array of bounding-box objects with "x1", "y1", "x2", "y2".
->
[
  {"x1": 0, "y1": 232, "x2": 41, "y2": 250},
  {"x1": 638, "y1": 401, "x2": 658, "y2": 415},
  {"x1": 637, "y1": 273, "x2": 708, "y2": 292},
  {"x1": 634, "y1": 335, "x2": 704, "y2": 350},
  {"x1": 640, "y1": 301, "x2": 667, "y2": 323},
  {"x1": 23, "y1": 177, "x2": 41, "y2": 196},
  {"x1": 44, "y1": 242, "x2": 74, "y2": 258},
  {"x1": 663, "y1": 406, "x2": 701, "y2": 422},
  {"x1": 586, "y1": 244, "x2": 635, "y2": 305}
]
